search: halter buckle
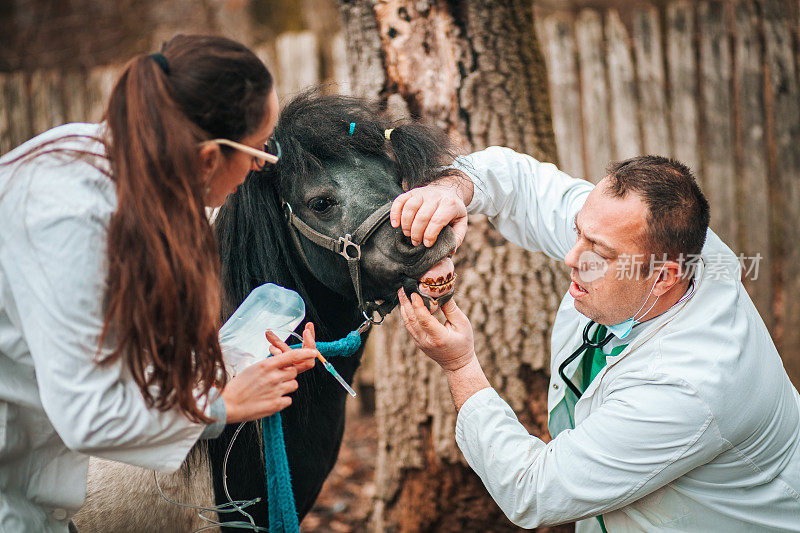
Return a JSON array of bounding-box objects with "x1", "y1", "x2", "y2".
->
[
  {"x1": 338, "y1": 234, "x2": 361, "y2": 260},
  {"x1": 361, "y1": 308, "x2": 385, "y2": 325}
]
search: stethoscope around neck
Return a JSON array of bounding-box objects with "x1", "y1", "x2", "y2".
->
[
  {"x1": 557, "y1": 264, "x2": 665, "y2": 399},
  {"x1": 556, "y1": 276, "x2": 698, "y2": 399},
  {"x1": 557, "y1": 321, "x2": 612, "y2": 399}
]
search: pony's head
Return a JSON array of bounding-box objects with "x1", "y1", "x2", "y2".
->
[{"x1": 216, "y1": 89, "x2": 459, "y2": 335}]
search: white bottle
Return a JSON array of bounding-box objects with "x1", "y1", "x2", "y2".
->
[{"x1": 218, "y1": 283, "x2": 306, "y2": 376}]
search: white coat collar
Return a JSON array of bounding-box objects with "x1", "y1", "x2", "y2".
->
[
  {"x1": 551, "y1": 257, "x2": 706, "y2": 408},
  {"x1": 576, "y1": 258, "x2": 705, "y2": 402}
]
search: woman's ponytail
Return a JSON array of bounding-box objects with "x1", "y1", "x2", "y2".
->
[{"x1": 100, "y1": 36, "x2": 272, "y2": 423}]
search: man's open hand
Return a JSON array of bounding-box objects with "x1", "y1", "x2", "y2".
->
[{"x1": 397, "y1": 289, "x2": 476, "y2": 372}]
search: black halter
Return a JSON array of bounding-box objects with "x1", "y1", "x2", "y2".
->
[{"x1": 282, "y1": 200, "x2": 397, "y2": 329}]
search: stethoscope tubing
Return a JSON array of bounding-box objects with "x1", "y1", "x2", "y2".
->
[
  {"x1": 555, "y1": 279, "x2": 697, "y2": 400},
  {"x1": 557, "y1": 321, "x2": 613, "y2": 399}
]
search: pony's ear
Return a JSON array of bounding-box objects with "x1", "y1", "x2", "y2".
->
[{"x1": 385, "y1": 123, "x2": 455, "y2": 189}]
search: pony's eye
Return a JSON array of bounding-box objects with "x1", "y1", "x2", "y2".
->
[{"x1": 308, "y1": 197, "x2": 336, "y2": 214}]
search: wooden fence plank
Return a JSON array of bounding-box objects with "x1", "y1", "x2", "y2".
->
[
  {"x1": 253, "y1": 42, "x2": 278, "y2": 85},
  {"x1": 4, "y1": 72, "x2": 31, "y2": 152},
  {"x1": 763, "y1": 0, "x2": 800, "y2": 381},
  {"x1": 665, "y1": 1, "x2": 701, "y2": 175},
  {"x1": 733, "y1": 0, "x2": 772, "y2": 330},
  {"x1": 31, "y1": 70, "x2": 67, "y2": 137},
  {"x1": 276, "y1": 31, "x2": 320, "y2": 100},
  {"x1": 632, "y1": 6, "x2": 670, "y2": 156},
  {"x1": 86, "y1": 65, "x2": 118, "y2": 123},
  {"x1": 0, "y1": 75, "x2": 11, "y2": 156},
  {"x1": 575, "y1": 8, "x2": 611, "y2": 181},
  {"x1": 62, "y1": 69, "x2": 90, "y2": 124},
  {"x1": 698, "y1": 1, "x2": 738, "y2": 248},
  {"x1": 29, "y1": 71, "x2": 50, "y2": 138},
  {"x1": 331, "y1": 32, "x2": 351, "y2": 95},
  {"x1": 541, "y1": 13, "x2": 586, "y2": 178},
  {"x1": 605, "y1": 9, "x2": 642, "y2": 161}
]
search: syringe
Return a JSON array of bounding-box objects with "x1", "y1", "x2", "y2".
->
[{"x1": 277, "y1": 331, "x2": 357, "y2": 398}]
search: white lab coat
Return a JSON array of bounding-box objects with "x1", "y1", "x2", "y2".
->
[
  {"x1": 0, "y1": 124, "x2": 211, "y2": 532},
  {"x1": 452, "y1": 147, "x2": 800, "y2": 531}
]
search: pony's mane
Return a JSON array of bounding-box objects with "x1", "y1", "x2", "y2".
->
[{"x1": 214, "y1": 88, "x2": 456, "y2": 339}]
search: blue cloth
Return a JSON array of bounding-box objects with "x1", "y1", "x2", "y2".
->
[
  {"x1": 288, "y1": 330, "x2": 362, "y2": 356},
  {"x1": 263, "y1": 412, "x2": 298, "y2": 532},
  {"x1": 264, "y1": 329, "x2": 362, "y2": 533}
]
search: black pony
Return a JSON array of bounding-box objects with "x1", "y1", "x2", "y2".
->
[{"x1": 207, "y1": 89, "x2": 459, "y2": 529}]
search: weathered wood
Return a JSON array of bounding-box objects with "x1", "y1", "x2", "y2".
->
[
  {"x1": 732, "y1": 0, "x2": 773, "y2": 330},
  {"x1": 337, "y1": 1, "x2": 386, "y2": 100},
  {"x1": 62, "y1": 69, "x2": 92, "y2": 125},
  {"x1": 540, "y1": 13, "x2": 586, "y2": 178},
  {"x1": 301, "y1": 0, "x2": 343, "y2": 91},
  {"x1": 252, "y1": 42, "x2": 279, "y2": 86},
  {"x1": 330, "y1": 32, "x2": 351, "y2": 94},
  {"x1": 3, "y1": 72, "x2": 31, "y2": 152},
  {"x1": 0, "y1": 74, "x2": 11, "y2": 156},
  {"x1": 86, "y1": 65, "x2": 119, "y2": 123},
  {"x1": 275, "y1": 31, "x2": 321, "y2": 99},
  {"x1": 575, "y1": 8, "x2": 611, "y2": 181},
  {"x1": 533, "y1": 1, "x2": 794, "y2": 364},
  {"x1": 605, "y1": 9, "x2": 642, "y2": 161},
  {"x1": 632, "y1": 6, "x2": 670, "y2": 156},
  {"x1": 698, "y1": 1, "x2": 738, "y2": 249},
  {"x1": 665, "y1": 0, "x2": 701, "y2": 176},
  {"x1": 763, "y1": 0, "x2": 800, "y2": 384},
  {"x1": 343, "y1": 1, "x2": 569, "y2": 531},
  {"x1": 30, "y1": 70, "x2": 67, "y2": 137}
]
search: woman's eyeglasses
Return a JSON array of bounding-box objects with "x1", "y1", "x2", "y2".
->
[{"x1": 206, "y1": 137, "x2": 282, "y2": 170}]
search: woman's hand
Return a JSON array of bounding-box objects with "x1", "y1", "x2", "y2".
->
[
  {"x1": 397, "y1": 289, "x2": 476, "y2": 372},
  {"x1": 390, "y1": 177, "x2": 471, "y2": 250},
  {"x1": 266, "y1": 322, "x2": 318, "y2": 373},
  {"x1": 221, "y1": 323, "x2": 318, "y2": 423}
]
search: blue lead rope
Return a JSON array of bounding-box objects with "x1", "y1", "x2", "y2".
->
[
  {"x1": 262, "y1": 413, "x2": 297, "y2": 532},
  {"x1": 262, "y1": 330, "x2": 363, "y2": 533}
]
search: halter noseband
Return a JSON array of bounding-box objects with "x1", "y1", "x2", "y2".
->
[{"x1": 282, "y1": 200, "x2": 398, "y2": 329}]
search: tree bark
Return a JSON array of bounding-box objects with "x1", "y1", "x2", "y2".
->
[{"x1": 337, "y1": 1, "x2": 571, "y2": 531}]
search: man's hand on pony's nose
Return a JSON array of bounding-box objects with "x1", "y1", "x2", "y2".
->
[{"x1": 390, "y1": 184, "x2": 468, "y2": 250}]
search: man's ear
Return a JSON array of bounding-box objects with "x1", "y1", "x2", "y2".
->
[
  {"x1": 653, "y1": 261, "x2": 683, "y2": 296},
  {"x1": 199, "y1": 143, "x2": 221, "y2": 179}
]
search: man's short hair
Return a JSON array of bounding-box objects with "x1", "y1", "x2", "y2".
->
[{"x1": 605, "y1": 156, "x2": 710, "y2": 263}]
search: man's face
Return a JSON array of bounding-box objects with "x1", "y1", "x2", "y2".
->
[{"x1": 564, "y1": 178, "x2": 658, "y2": 325}]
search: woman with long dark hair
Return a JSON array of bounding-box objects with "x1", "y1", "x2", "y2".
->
[{"x1": 0, "y1": 35, "x2": 317, "y2": 531}]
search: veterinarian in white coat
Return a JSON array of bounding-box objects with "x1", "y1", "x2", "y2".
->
[
  {"x1": 393, "y1": 147, "x2": 800, "y2": 531},
  {"x1": 0, "y1": 36, "x2": 317, "y2": 532}
]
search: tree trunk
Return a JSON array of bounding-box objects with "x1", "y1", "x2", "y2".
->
[{"x1": 337, "y1": 1, "x2": 572, "y2": 531}]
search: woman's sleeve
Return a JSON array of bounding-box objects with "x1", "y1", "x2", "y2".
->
[
  {"x1": 452, "y1": 147, "x2": 593, "y2": 261},
  {"x1": 0, "y1": 191, "x2": 215, "y2": 472}
]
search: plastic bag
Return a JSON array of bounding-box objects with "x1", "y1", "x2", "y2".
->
[{"x1": 218, "y1": 283, "x2": 305, "y2": 376}]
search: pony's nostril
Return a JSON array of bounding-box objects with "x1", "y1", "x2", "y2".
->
[{"x1": 399, "y1": 233, "x2": 415, "y2": 248}]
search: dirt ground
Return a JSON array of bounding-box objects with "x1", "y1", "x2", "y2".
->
[
  {"x1": 302, "y1": 407, "x2": 377, "y2": 532},
  {"x1": 299, "y1": 402, "x2": 574, "y2": 533}
]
